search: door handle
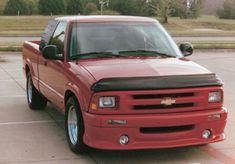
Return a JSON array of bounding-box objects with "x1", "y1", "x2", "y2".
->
[{"x1": 44, "y1": 60, "x2": 47, "y2": 66}]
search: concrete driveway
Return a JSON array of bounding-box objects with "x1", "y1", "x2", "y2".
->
[{"x1": 0, "y1": 51, "x2": 235, "y2": 164}]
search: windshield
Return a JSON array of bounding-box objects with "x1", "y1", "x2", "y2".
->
[{"x1": 69, "y1": 22, "x2": 182, "y2": 59}]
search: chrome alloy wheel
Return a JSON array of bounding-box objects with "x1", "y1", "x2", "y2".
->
[
  {"x1": 67, "y1": 105, "x2": 78, "y2": 145},
  {"x1": 27, "y1": 76, "x2": 33, "y2": 104}
]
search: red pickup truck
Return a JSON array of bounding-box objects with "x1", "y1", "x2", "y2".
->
[{"x1": 23, "y1": 16, "x2": 227, "y2": 154}]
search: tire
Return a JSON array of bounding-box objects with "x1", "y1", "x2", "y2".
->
[
  {"x1": 65, "y1": 97, "x2": 88, "y2": 154},
  {"x1": 26, "y1": 72, "x2": 47, "y2": 110}
]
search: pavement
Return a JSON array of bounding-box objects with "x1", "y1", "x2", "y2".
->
[{"x1": 0, "y1": 51, "x2": 235, "y2": 164}]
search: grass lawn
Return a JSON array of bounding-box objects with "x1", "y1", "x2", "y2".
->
[
  {"x1": 0, "y1": 16, "x2": 55, "y2": 36},
  {"x1": 166, "y1": 15, "x2": 235, "y2": 31},
  {"x1": 165, "y1": 15, "x2": 235, "y2": 36},
  {"x1": 0, "y1": 15, "x2": 235, "y2": 37}
]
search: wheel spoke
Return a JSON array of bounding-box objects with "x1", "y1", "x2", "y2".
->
[
  {"x1": 67, "y1": 105, "x2": 78, "y2": 145},
  {"x1": 27, "y1": 76, "x2": 33, "y2": 103}
]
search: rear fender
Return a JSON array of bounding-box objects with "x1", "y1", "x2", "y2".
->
[
  {"x1": 23, "y1": 41, "x2": 40, "y2": 90},
  {"x1": 25, "y1": 59, "x2": 39, "y2": 90}
]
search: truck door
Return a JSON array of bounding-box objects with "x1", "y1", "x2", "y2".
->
[{"x1": 38, "y1": 21, "x2": 67, "y2": 110}]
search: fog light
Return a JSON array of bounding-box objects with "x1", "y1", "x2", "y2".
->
[
  {"x1": 119, "y1": 135, "x2": 129, "y2": 145},
  {"x1": 202, "y1": 129, "x2": 212, "y2": 139}
]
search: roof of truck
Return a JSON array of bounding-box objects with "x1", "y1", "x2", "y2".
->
[{"x1": 55, "y1": 15, "x2": 158, "y2": 23}]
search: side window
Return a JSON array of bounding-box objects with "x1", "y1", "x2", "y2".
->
[
  {"x1": 40, "y1": 20, "x2": 59, "y2": 51},
  {"x1": 50, "y1": 22, "x2": 67, "y2": 54}
]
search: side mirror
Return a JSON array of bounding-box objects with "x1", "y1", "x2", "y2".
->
[
  {"x1": 42, "y1": 45, "x2": 63, "y2": 60},
  {"x1": 179, "y1": 43, "x2": 194, "y2": 57}
]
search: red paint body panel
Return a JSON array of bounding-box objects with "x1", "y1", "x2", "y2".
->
[
  {"x1": 22, "y1": 16, "x2": 227, "y2": 150},
  {"x1": 83, "y1": 108, "x2": 227, "y2": 150},
  {"x1": 78, "y1": 57, "x2": 211, "y2": 81}
]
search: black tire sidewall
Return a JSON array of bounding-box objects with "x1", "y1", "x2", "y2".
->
[
  {"x1": 65, "y1": 97, "x2": 86, "y2": 153},
  {"x1": 26, "y1": 73, "x2": 34, "y2": 108},
  {"x1": 26, "y1": 72, "x2": 47, "y2": 110}
]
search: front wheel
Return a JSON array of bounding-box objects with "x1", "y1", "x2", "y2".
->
[
  {"x1": 26, "y1": 72, "x2": 47, "y2": 110},
  {"x1": 65, "y1": 97, "x2": 88, "y2": 154}
]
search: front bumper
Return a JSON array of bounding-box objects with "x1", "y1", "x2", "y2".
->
[{"x1": 83, "y1": 108, "x2": 227, "y2": 150}]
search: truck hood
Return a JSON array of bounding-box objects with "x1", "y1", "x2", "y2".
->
[{"x1": 78, "y1": 57, "x2": 211, "y2": 81}]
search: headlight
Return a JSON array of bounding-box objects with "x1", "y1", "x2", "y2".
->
[
  {"x1": 208, "y1": 91, "x2": 222, "y2": 103},
  {"x1": 99, "y1": 97, "x2": 116, "y2": 108}
]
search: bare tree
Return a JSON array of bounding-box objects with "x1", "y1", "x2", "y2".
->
[
  {"x1": 146, "y1": 0, "x2": 173, "y2": 23},
  {"x1": 158, "y1": 0, "x2": 172, "y2": 23},
  {"x1": 173, "y1": 0, "x2": 203, "y2": 19}
]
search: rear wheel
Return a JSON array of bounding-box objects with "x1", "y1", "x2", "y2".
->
[
  {"x1": 65, "y1": 97, "x2": 88, "y2": 154},
  {"x1": 26, "y1": 72, "x2": 47, "y2": 110}
]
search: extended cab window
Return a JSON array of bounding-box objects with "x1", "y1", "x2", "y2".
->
[
  {"x1": 50, "y1": 22, "x2": 67, "y2": 54},
  {"x1": 40, "y1": 20, "x2": 59, "y2": 50}
]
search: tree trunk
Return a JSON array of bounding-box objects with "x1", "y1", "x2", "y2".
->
[
  {"x1": 164, "y1": 15, "x2": 168, "y2": 23},
  {"x1": 164, "y1": 5, "x2": 168, "y2": 23}
]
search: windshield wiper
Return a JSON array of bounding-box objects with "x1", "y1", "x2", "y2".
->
[
  {"x1": 119, "y1": 50, "x2": 175, "y2": 58},
  {"x1": 70, "y1": 50, "x2": 175, "y2": 60},
  {"x1": 70, "y1": 52, "x2": 122, "y2": 60}
]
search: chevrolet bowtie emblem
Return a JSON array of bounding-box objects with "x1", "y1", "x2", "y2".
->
[{"x1": 161, "y1": 98, "x2": 176, "y2": 106}]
